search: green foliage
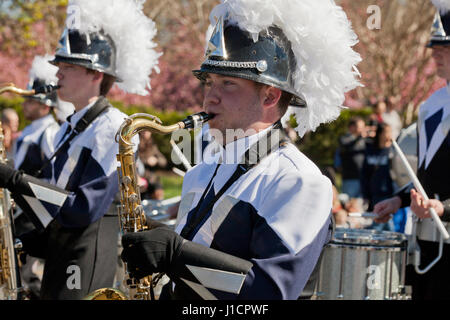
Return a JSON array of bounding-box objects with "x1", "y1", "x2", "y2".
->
[
  {"x1": 295, "y1": 108, "x2": 373, "y2": 170},
  {"x1": 160, "y1": 174, "x2": 184, "y2": 198},
  {"x1": 0, "y1": 0, "x2": 68, "y2": 52}
]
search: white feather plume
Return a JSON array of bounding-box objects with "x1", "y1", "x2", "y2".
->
[
  {"x1": 208, "y1": 0, "x2": 362, "y2": 137},
  {"x1": 431, "y1": 0, "x2": 450, "y2": 14},
  {"x1": 29, "y1": 54, "x2": 58, "y2": 85},
  {"x1": 66, "y1": 0, "x2": 161, "y2": 95}
]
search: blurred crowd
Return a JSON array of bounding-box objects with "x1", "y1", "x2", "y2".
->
[{"x1": 330, "y1": 98, "x2": 410, "y2": 233}]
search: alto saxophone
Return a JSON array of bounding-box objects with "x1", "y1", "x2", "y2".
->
[
  {"x1": 0, "y1": 123, "x2": 22, "y2": 300},
  {"x1": 85, "y1": 112, "x2": 211, "y2": 300},
  {"x1": 0, "y1": 82, "x2": 49, "y2": 300}
]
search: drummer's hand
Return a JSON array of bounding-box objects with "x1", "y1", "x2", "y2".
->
[
  {"x1": 373, "y1": 196, "x2": 401, "y2": 223},
  {"x1": 410, "y1": 189, "x2": 444, "y2": 219}
]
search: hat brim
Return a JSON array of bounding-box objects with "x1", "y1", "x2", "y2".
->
[
  {"x1": 426, "y1": 39, "x2": 450, "y2": 47},
  {"x1": 49, "y1": 55, "x2": 122, "y2": 82},
  {"x1": 192, "y1": 68, "x2": 306, "y2": 107}
]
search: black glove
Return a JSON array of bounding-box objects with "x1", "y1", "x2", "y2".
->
[
  {"x1": 0, "y1": 163, "x2": 17, "y2": 189},
  {"x1": 121, "y1": 227, "x2": 184, "y2": 279},
  {"x1": 121, "y1": 226, "x2": 253, "y2": 290},
  {"x1": 0, "y1": 164, "x2": 31, "y2": 195}
]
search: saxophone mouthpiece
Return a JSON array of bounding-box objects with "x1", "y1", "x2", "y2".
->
[
  {"x1": 182, "y1": 112, "x2": 213, "y2": 129},
  {"x1": 34, "y1": 84, "x2": 60, "y2": 94}
]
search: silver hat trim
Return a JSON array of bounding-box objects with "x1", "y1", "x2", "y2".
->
[
  {"x1": 430, "y1": 35, "x2": 450, "y2": 40},
  {"x1": 55, "y1": 52, "x2": 99, "y2": 64},
  {"x1": 202, "y1": 59, "x2": 267, "y2": 72}
]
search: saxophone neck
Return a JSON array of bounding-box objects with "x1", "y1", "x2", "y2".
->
[
  {"x1": 0, "y1": 83, "x2": 59, "y2": 96},
  {"x1": 116, "y1": 112, "x2": 212, "y2": 154}
]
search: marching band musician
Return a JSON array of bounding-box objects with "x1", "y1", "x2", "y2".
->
[
  {"x1": 0, "y1": 0, "x2": 160, "y2": 299},
  {"x1": 374, "y1": 0, "x2": 450, "y2": 300},
  {"x1": 121, "y1": 0, "x2": 362, "y2": 300},
  {"x1": 12, "y1": 54, "x2": 64, "y2": 299},
  {"x1": 13, "y1": 55, "x2": 65, "y2": 181}
]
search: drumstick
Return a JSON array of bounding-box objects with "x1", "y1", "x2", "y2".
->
[
  {"x1": 170, "y1": 139, "x2": 192, "y2": 170},
  {"x1": 348, "y1": 212, "x2": 378, "y2": 218},
  {"x1": 392, "y1": 139, "x2": 449, "y2": 239}
]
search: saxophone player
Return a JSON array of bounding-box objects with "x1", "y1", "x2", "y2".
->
[
  {"x1": 12, "y1": 54, "x2": 65, "y2": 299},
  {"x1": 120, "y1": 0, "x2": 362, "y2": 299},
  {"x1": 0, "y1": 0, "x2": 160, "y2": 299}
]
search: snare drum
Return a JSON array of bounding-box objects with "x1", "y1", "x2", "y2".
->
[
  {"x1": 142, "y1": 199, "x2": 177, "y2": 229},
  {"x1": 314, "y1": 228, "x2": 408, "y2": 300}
]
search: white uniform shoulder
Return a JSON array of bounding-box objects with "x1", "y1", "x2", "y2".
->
[
  {"x1": 257, "y1": 143, "x2": 332, "y2": 254},
  {"x1": 421, "y1": 86, "x2": 450, "y2": 113},
  {"x1": 277, "y1": 143, "x2": 323, "y2": 175},
  {"x1": 85, "y1": 107, "x2": 138, "y2": 176}
]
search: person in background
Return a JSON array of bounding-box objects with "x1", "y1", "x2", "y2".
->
[
  {"x1": 0, "y1": 0, "x2": 160, "y2": 299},
  {"x1": 1, "y1": 108, "x2": 20, "y2": 161},
  {"x1": 335, "y1": 116, "x2": 367, "y2": 199},
  {"x1": 374, "y1": 1, "x2": 450, "y2": 299},
  {"x1": 367, "y1": 99, "x2": 386, "y2": 137},
  {"x1": 12, "y1": 54, "x2": 61, "y2": 299},
  {"x1": 382, "y1": 98, "x2": 403, "y2": 140},
  {"x1": 361, "y1": 123, "x2": 395, "y2": 231}
]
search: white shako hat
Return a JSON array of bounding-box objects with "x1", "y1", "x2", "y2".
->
[
  {"x1": 428, "y1": 0, "x2": 450, "y2": 47},
  {"x1": 194, "y1": 0, "x2": 362, "y2": 137},
  {"x1": 51, "y1": 0, "x2": 161, "y2": 96}
]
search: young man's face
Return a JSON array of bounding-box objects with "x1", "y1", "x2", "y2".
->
[
  {"x1": 55, "y1": 62, "x2": 98, "y2": 105},
  {"x1": 202, "y1": 73, "x2": 263, "y2": 141},
  {"x1": 432, "y1": 45, "x2": 450, "y2": 81}
]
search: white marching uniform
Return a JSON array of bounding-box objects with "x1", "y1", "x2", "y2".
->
[
  {"x1": 175, "y1": 127, "x2": 333, "y2": 299},
  {"x1": 12, "y1": 98, "x2": 138, "y2": 299},
  {"x1": 14, "y1": 114, "x2": 59, "y2": 179},
  {"x1": 397, "y1": 84, "x2": 450, "y2": 299}
]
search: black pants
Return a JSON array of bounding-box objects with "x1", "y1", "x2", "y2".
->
[
  {"x1": 14, "y1": 212, "x2": 42, "y2": 299},
  {"x1": 406, "y1": 239, "x2": 450, "y2": 300}
]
